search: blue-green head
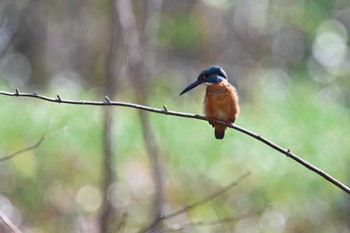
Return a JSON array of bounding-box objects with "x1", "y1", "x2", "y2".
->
[{"x1": 180, "y1": 65, "x2": 228, "y2": 95}]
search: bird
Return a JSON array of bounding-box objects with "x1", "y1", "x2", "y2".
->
[{"x1": 180, "y1": 65, "x2": 239, "y2": 139}]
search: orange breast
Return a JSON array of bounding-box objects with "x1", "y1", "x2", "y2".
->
[
  {"x1": 204, "y1": 81, "x2": 239, "y2": 137},
  {"x1": 204, "y1": 82, "x2": 239, "y2": 122}
]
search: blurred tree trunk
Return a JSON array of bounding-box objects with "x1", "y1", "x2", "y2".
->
[
  {"x1": 99, "y1": 0, "x2": 122, "y2": 232},
  {"x1": 115, "y1": 0, "x2": 164, "y2": 232},
  {"x1": 142, "y1": 0, "x2": 164, "y2": 230}
]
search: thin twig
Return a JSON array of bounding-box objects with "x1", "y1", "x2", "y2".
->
[
  {"x1": 138, "y1": 172, "x2": 250, "y2": 233},
  {"x1": 0, "y1": 90, "x2": 349, "y2": 196},
  {"x1": 112, "y1": 212, "x2": 127, "y2": 233},
  {"x1": 157, "y1": 205, "x2": 271, "y2": 233},
  {"x1": 0, "y1": 210, "x2": 23, "y2": 233},
  {"x1": 0, "y1": 134, "x2": 45, "y2": 163}
]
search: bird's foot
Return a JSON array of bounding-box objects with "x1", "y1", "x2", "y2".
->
[
  {"x1": 208, "y1": 118, "x2": 216, "y2": 127},
  {"x1": 227, "y1": 119, "x2": 235, "y2": 125}
]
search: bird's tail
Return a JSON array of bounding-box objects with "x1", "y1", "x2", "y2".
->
[{"x1": 214, "y1": 125, "x2": 226, "y2": 140}]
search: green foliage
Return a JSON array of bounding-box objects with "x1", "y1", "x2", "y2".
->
[
  {"x1": 158, "y1": 14, "x2": 206, "y2": 54},
  {"x1": 0, "y1": 76, "x2": 349, "y2": 232},
  {"x1": 1, "y1": 0, "x2": 350, "y2": 231}
]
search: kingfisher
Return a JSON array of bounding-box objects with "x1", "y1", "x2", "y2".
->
[{"x1": 180, "y1": 65, "x2": 239, "y2": 139}]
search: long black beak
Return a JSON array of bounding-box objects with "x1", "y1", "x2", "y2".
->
[{"x1": 179, "y1": 79, "x2": 204, "y2": 95}]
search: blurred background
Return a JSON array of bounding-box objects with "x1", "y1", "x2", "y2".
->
[{"x1": 1, "y1": 0, "x2": 350, "y2": 232}]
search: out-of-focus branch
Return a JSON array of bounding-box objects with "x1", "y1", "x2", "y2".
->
[
  {"x1": 157, "y1": 205, "x2": 271, "y2": 233},
  {"x1": 115, "y1": 0, "x2": 164, "y2": 231},
  {"x1": 0, "y1": 0, "x2": 37, "y2": 60},
  {"x1": 142, "y1": 1, "x2": 164, "y2": 227},
  {"x1": 115, "y1": 0, "x2": 145, "y2": 98},
  {"x1": 0, "y1": 90, "x2": 349, "y2": 196},
  {"x1": 0, "y1": 210, "x2": 23, "y2": 233},
  {"x1": 143, "y1": 0, "x2": 163, "y2": 76},
  {"x1": 0, "y1": 133, "x2": 45, "y2": 163},
  {"x1": 98, "y1": 0, "x2": 121, "y2": 232},
  {"x1": 138, "y1": 172, "x2": 250, "y2": 233},
  {"x1": 112, "y1": 212, "x2": 127, "y2": 233},
  {"x1": 100, "y1": 106, "x2": 116, "y2": 233}
]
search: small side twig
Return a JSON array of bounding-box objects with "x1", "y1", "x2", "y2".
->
[
  {"x1": 57, "y1": 95, "x2": 62, "y2": 103},
  {"x1": 105, "y1": 96, "x2": 112, "y2": 103}
]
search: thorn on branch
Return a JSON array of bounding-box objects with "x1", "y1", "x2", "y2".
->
[
  {"x1": 57, "y1": 95, "x2": 62, "y2": 103},
  {"x1": 33, "y1": 92, "x2": 38, "y2": 96},
  {"x1": 163, "y1": 105, "x2": 168, "y2": 111},
  {"x1": 105, "y1": 96, "x2": 111, "y2": 104},
  {"x1": 286, "y1": 149, "x2": 292, "y2": 157},
  {"x1": 15, "y1": 88, "x2": 19, "y2": 96}
]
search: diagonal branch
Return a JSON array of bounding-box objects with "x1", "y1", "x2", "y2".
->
[
  {"x1": 0, "y1": 89, "x2": 349, "y2": 196},
  {"x1": 0, "y1": 134, "x2": 45, "y2": 163},
  {"x1": 0, "y1": 210, "x2": 23, "y2": 233},
  {"x1": 156, "y1": 205, "x2": 271, "y2": 233},
  {"x1": 138, "y1": 172, "x2": 250, "y2": 233},
  {"x1": 0, "y1": 119, "x2": 48, "y2": 163}
]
